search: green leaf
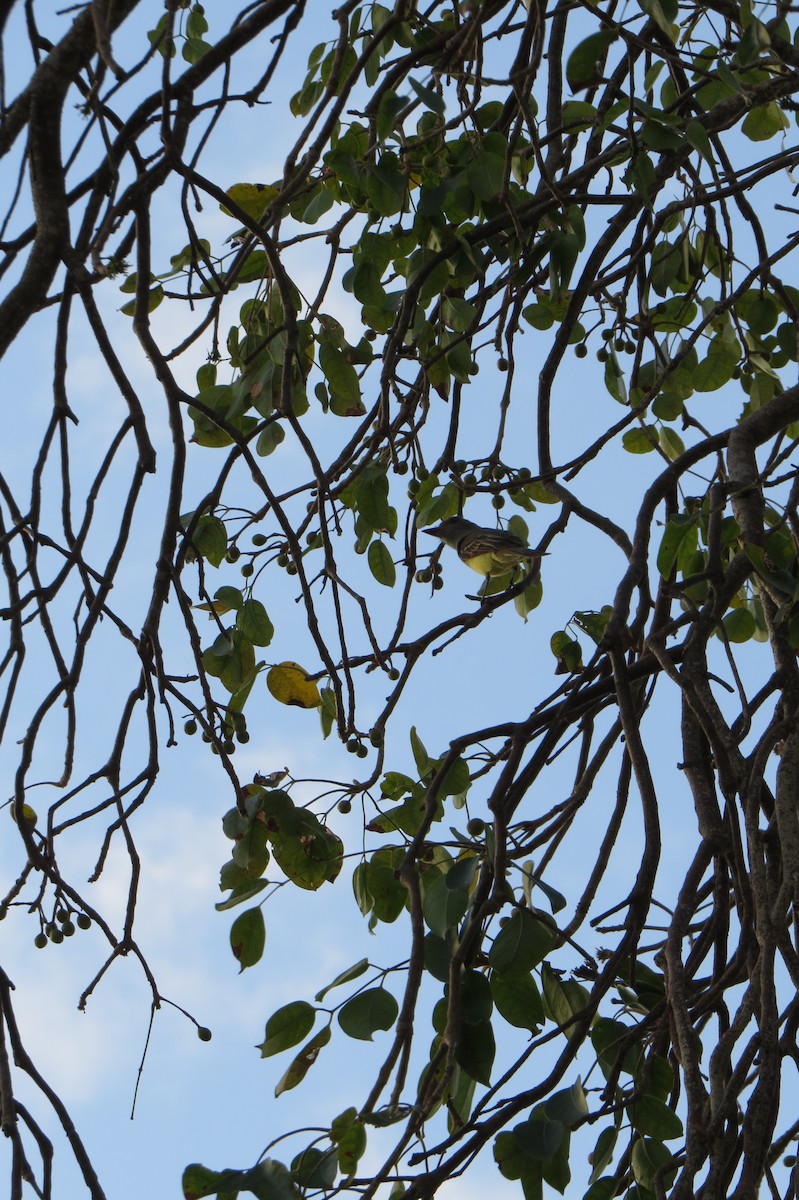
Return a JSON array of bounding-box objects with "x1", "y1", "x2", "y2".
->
[
  {"x1": 190, "y1": 514, "x2": 227, "y2": 566},
  {"x1": 722, "y1": 608, "x2": 756, "y2": 643},
  {"x1": 356, "y1": 467, "x2": 394, "y2": 532},
  {"x1": 629, "y1": 1095, "x2": 683, "y2": 1140},
  {"x1": 408, "y1": 76, "x2": 445, "y2": 115},
  {"x1": 274, "y1": 1026, "x2": 331, "y2": 1096},
  {"x1": 182, "y1": 1163, "x2": 249, "y2": 1200},
  {"x1": 742, "y1": 101, "x2": 788, "y2": 142},
  {"x1": 604, "y1": 352, "x2": 627, "y2": 404},
  {"x1": 331, "y1": 1107, "x2": 367, "y2": 1176},
  {"x1": 541, "y1": 962, "x2": 589, "y2": 1029},
  {"x1": 522, "y1": 302, "x2": 555, "y2": 330},
  {"x1": 266, "y1": 802, "x2": 342, "y2": 890},
  {"x1": 489, "y1": 910, "x2": 556, "y2": 974},
  {"x1": 202, "y1": 629, "x2": 256, "y2": 694},
  {"x1": 639, "y1": 1053, "x2": 675, "y2": 1102},
  {"x1": 410, "y1": 726, "x2": 432, "y2": 778},
  {"x1": 366, "y1": 159, "x2": 407, "y2": 216},
  {"x1": 745, "y1": 542, "x2": 799, "y2": 597},
  {"x1": 639, "y1": 0, "x2": 678, "y2": 38},
  {"x1": 631, "y1": 1137, "x2": 677, "y2": 1191},
  {"x1": 442, "y1": 297, "x2": 476, "y2": 332},
  {"x1": 466, "y1": 151, "x2": 506, "y2": 201},
  {"x1": 514, "y1": 1115, "x2": 565, "y2": 1161},
  {"x1": 622, "y1": 426, "x2": 658, "y2": 454},
  {"x1": 300, "y1": 184, "x2": 335, "y2": 225},
  {"x1": 258, "y1": 1001, "x2": 316, "y2": 1057},
  {"x1": 694, "y1": 350, "x2": 736, "y2": 392},
  {"x1": 657, "y1": 513, "x2": 699, "y2": 578},
  {"x1": 290, "y1": 1145, "x2": 337, "y2": 1190},
  {"x1": 229, "y1": 906, "x2": 266, "y2": 972},
  {"x1": 561, "y1": 101, "x2": 597, "y2": 132},
  {"x1": 424, "y1": 933, "x2": 452, "y2": 983},
  {"x1": 230, "y1": 819, "x2": 270, "y2": 878},
  {"x1": 353, "y1": 848, "x2": 407, "y2": 924},
  {"x1": 215, "y1": 878, "x2": 268, "y2": 911},
  {"x1": 657, "y1": 427, "x2": 681, "y2": 463},
  {"x1": 491, "y1": 971, "x2": 545, "y2": 1030},
  {"x1": 120, "y1": 284, "x2": 164, "y2": 317},
  {"x1": 591, "y1": 1017, "x2": 641, "y2": 1078},
  {"x1": 315, "y1": 958, "x2": 369, "y2": 1003},
  {"x1": 319, "y1": 341, "x2": 362, "y2": 411},
  {"x1": 256, "y1": 421, "x2": 286, "y2": 457},
  {"x1": 376, "y1": 89, "x2": 408, "y2": 142},
  {"x1": 318, "y1": 684, "x2": 337, "y2": 740},
  {"x1": 422, "y1": 872, "x2": 469, "y2": 937},
  {"x1": 236, "y1": 599, "x2": 274, "y2": 646},
  {"x1": 588, "y1": 1127, "x2": 618, "y2": 1184},
  {"x1": 455, "y1": 1018, "x2": 495, "y2": 1085},
  {"x1": 545, "y1": 1080, "x2": 589, "y2": 1127},
  {"x1": 459, "y1": 968, "x2": 493, "y2": 1024},
  {"x1": 566, "y1": 29, "x2": 618, "y2": 90},
  {"x1": 338, "y1": 987, "x2": 398, "y2": 1040},
  {"x1": 213, "y1": 585, "x2": 244, "y2": 613},
  {"x1": 368, "y1": 539, "x2": 396, "y2": 586}
]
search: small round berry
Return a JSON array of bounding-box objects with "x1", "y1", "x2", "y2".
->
[
  {"x1": 226, "y1": 547, "x2": 241, "y2": 563},
  {"x1": 184, "y1": 720, "x2": 198, "y2": 736},
  {"x1": 575, "y1": 344, "x2": 588, "y2": 359},
  {"x1": 252, "y1": 533, "x2": 267, "y2": 547},
  {"x1": 356, "y1": 744, "x2": 369, "y2": 759},
  {"x1": 387, "y1": 667, "x2": 400, "y2": 681},
  {"x1": 77, "y1": 914, "x2": 91, "y2": 930},
  {"x1": 467, "y1": 818, "x2": 486, "y2": 836},
  {"x1": 197, "y1": 1026, "x2": 213, "y2": 1042},
  {"x1": 346, "y1": 739, "x2": 360, "y2": 754},
  {"x1": 338, "y1": 799, "x2": 352, "y2": 815},
  {"x1": 34, "y1": 932, "x2": 48, "y2": 949},
  {"x1": 240, "y1": 563, "x2": 254, "y2": 578},
  {"x1": 492, "y1": 495, "x2": 505, "y2": 510}
]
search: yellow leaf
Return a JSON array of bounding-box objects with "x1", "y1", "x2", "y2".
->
[
  {"x1": 267, "y1": 662, "x2": 322, "y2": 709},
  {"x1": 220, "y1": 182, "x2": 278, "y2": 221},
  {"x1": 10, "y1": 803, "x2": 37, "y2": 829}
]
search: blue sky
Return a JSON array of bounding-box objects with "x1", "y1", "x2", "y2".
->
[{"x1": 1, "y1": 2, "x2": 796, "y2": 1198}]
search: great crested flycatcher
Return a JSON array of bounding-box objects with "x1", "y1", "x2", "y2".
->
[{"x1": 424, "y1": 516, "x2": 543, "y2": 578}]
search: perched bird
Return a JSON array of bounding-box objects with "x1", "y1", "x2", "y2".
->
[{"x1": 424, "y1": 516, "x2": 544, "y2": 578}]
